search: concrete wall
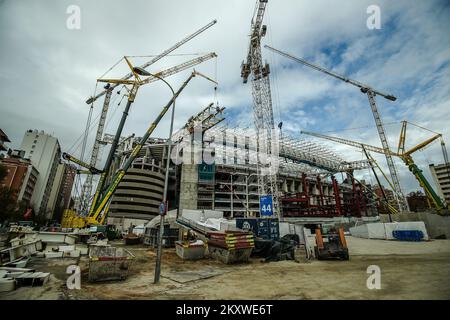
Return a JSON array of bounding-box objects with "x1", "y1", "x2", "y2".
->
[{"x1": 380, "y1": 212, "x2": 450, "y2": 239}]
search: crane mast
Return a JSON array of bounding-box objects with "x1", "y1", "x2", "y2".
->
[
  {"x1": 241, "y1": 0, "x2": 280, "y2": 218},
  {"x1": 265, "y1": 45, "x2": 408, "y2": 212}
]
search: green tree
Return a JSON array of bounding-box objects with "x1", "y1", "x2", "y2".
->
[{"x1": 0, "y1": 186, "x2": 19, "y2": 223}]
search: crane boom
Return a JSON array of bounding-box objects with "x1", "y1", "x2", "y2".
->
[
  {"x1": 264, "y1": 45, "x2": 396, "y2": 101},
  {"x1": 85, "y1": 19, "x2": 217, "y2": 105},
  {"x1": 265, "y1": 45, "x2": 408, "y2": 211},
  {"x1": 62, "y1": 152, "x2": 103, "y2": 174}
]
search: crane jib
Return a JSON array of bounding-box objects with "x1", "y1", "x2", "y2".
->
[{"x1": 85, "y1": 20, "x2": 217, "y2": 104}]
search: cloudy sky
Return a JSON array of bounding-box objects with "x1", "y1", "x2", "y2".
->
[{"x1": 1, "y1": 0, "x2": 449, "y2": 195}]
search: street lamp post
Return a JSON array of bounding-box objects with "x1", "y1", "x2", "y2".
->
[{"x1": 134, "y1": 67, "x2": 175, "y2": 284}]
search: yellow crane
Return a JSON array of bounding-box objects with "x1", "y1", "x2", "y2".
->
[
  {"x1": 301, "y1": 121, "x2": 449, "y2": 213},
  {"x1": 85, "y1": 68, "x2": 217, "y2": 225},
  {"x1": 63, "y1": 53, "x2": 218, "y2": 227}
]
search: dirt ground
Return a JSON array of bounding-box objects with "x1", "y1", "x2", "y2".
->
[{"x1": 1, "y1": 236, "x2": 450, "y2": 300}]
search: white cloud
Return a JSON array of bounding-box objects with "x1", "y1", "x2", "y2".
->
[{"x1": 0, "y1": 0, "x2": 449, "y2": 195}]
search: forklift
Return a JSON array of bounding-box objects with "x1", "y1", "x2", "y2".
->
[{"x1": 314, "y1": 224, "x2": 349, "y2": 260}]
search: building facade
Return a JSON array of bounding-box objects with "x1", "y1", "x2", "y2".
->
[
  {"x1": 104, "y1": 127, "x2": 376, "y2": 224},
  {"x1": 0, "y1": 150, "x2": 39, "y2": 204},
  {"x1": 20, "y1": 130, "x2": 61, "y2": 218},
  {"x1": 429, "y1": 163, "x2": 450, "y2": 204},
  {"x1": 46, "y1": 162, "x2": 76, "y2": 221},
  {"x1": 0, "y1": 128, "x2": 10, "y2": 153}
]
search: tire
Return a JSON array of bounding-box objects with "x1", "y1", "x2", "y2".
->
[
  {"x1": 314, "y1": 247, "x2": 322, "y2": 260},
  {"x1": 341, "y1": 249, "x2": 349, "y2": 261}
]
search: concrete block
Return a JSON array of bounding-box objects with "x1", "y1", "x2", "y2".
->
[
  {"x1": 64, "y1": 250, "x2": 80, "y2": 258},
  {"x1": 76, "y1": 246, "x2": 89, "y2": 255},
  {"x1": 350, "y1": 223, "x2": 385, "y2": 239},
  {"x1": 350, "y1": 221, "x2": 429, "y2": 240},
  {"x1": 45, "y1": 251, "x2": 63, "y2": 258},
  {"x1": 58, "y1": 245, "x2": 75, "y2": 252},
  {"x1": 0, "y1": 278, "x2": 16, "y2": 292},
  {"x1": 385, "y1": 222, "x2": 428, "y2": 240}
]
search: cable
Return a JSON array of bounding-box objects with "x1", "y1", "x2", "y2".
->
[
  {"x1": 79, "y1": 104, "x2": 93, "y2": 164},
  {"x1": 321, "y1": 121, "x2": 399, "y2": 134},
  {"x1": 66, "y1": 88, "x2": 123, "y2": 155},
  {"x1": 126, "y1": 53, "x2": 206, "y2": 58},
  {"x1": 406, "y1": 120, "x2": 441, "y2": 135},
  {"x1": 98, "y1": 57, "x2": 124, "y2": 80}
]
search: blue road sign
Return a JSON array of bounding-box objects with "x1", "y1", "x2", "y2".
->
[
  {"x1": 159, "y1": 202, "x2": 166, "y2": 215},
  {"x1": 259, "y1": 195, "x2": 273, "y2": 216}
]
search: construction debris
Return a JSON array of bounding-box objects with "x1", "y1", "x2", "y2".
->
[{"x1": 88, "y1": 246, "x2": 135, "y2": 282}]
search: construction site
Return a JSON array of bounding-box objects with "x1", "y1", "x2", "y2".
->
[{"x1": 1, "y1": 0, "x2": 450, "y2": 302}]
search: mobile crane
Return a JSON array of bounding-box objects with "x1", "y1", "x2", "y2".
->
[
  {"x1": 79, "y1": 20, "x2": 217, "y2": 211},
  {"x1": 63, "y1": 53, "x2": 217, "y2": 216},
  {"x1": 85, "y1": 69, "x2": 218, "y2": 225}
]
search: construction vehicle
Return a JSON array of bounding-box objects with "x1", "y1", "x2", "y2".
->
[
  {"x1": 265, "y1": 45, "x2": 409, "y2": 212},
  {"x1": 314, "y1": 225, "x2": 349, "y2": 260},
  {"x1": 62, "y1": 21, "x2": 218, "y2": 226},
  {"x1": 301, "y1": 121, "x2": 450, "y2": 213},
  {"x1": 63, "y1": 67, "x2": 217, "y2": 228}
]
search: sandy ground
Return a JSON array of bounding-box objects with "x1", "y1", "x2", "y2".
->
[{"x1": 1, "y1": 236, "x2": 450, "y2": 300}]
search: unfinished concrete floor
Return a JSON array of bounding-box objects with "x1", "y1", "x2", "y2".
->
[{"x1": 1, "y1": 236, "x2": 450, "y2": 300}]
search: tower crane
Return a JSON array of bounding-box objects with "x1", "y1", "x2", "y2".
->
[
  {"x1": 78, "y1": 19, "x2": 217, "y2": 212},
  {"x1": 241, "y1": 0, "x2": 280, "y2": 217},
  {"x1": 301, "y1": 126, "x2": 450, "y2": 213},
  {"x1": 265, "y1": 45, "x2": 409, "y2": 212}
]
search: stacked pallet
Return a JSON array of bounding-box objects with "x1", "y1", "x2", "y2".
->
[{"x1": 207, "y1": 230, "x2": 254, "y2": 250}]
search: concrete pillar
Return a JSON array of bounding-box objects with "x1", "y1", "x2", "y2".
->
[{"x1": 179, "y1": 163, "x2": 198, "y2": 211}]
